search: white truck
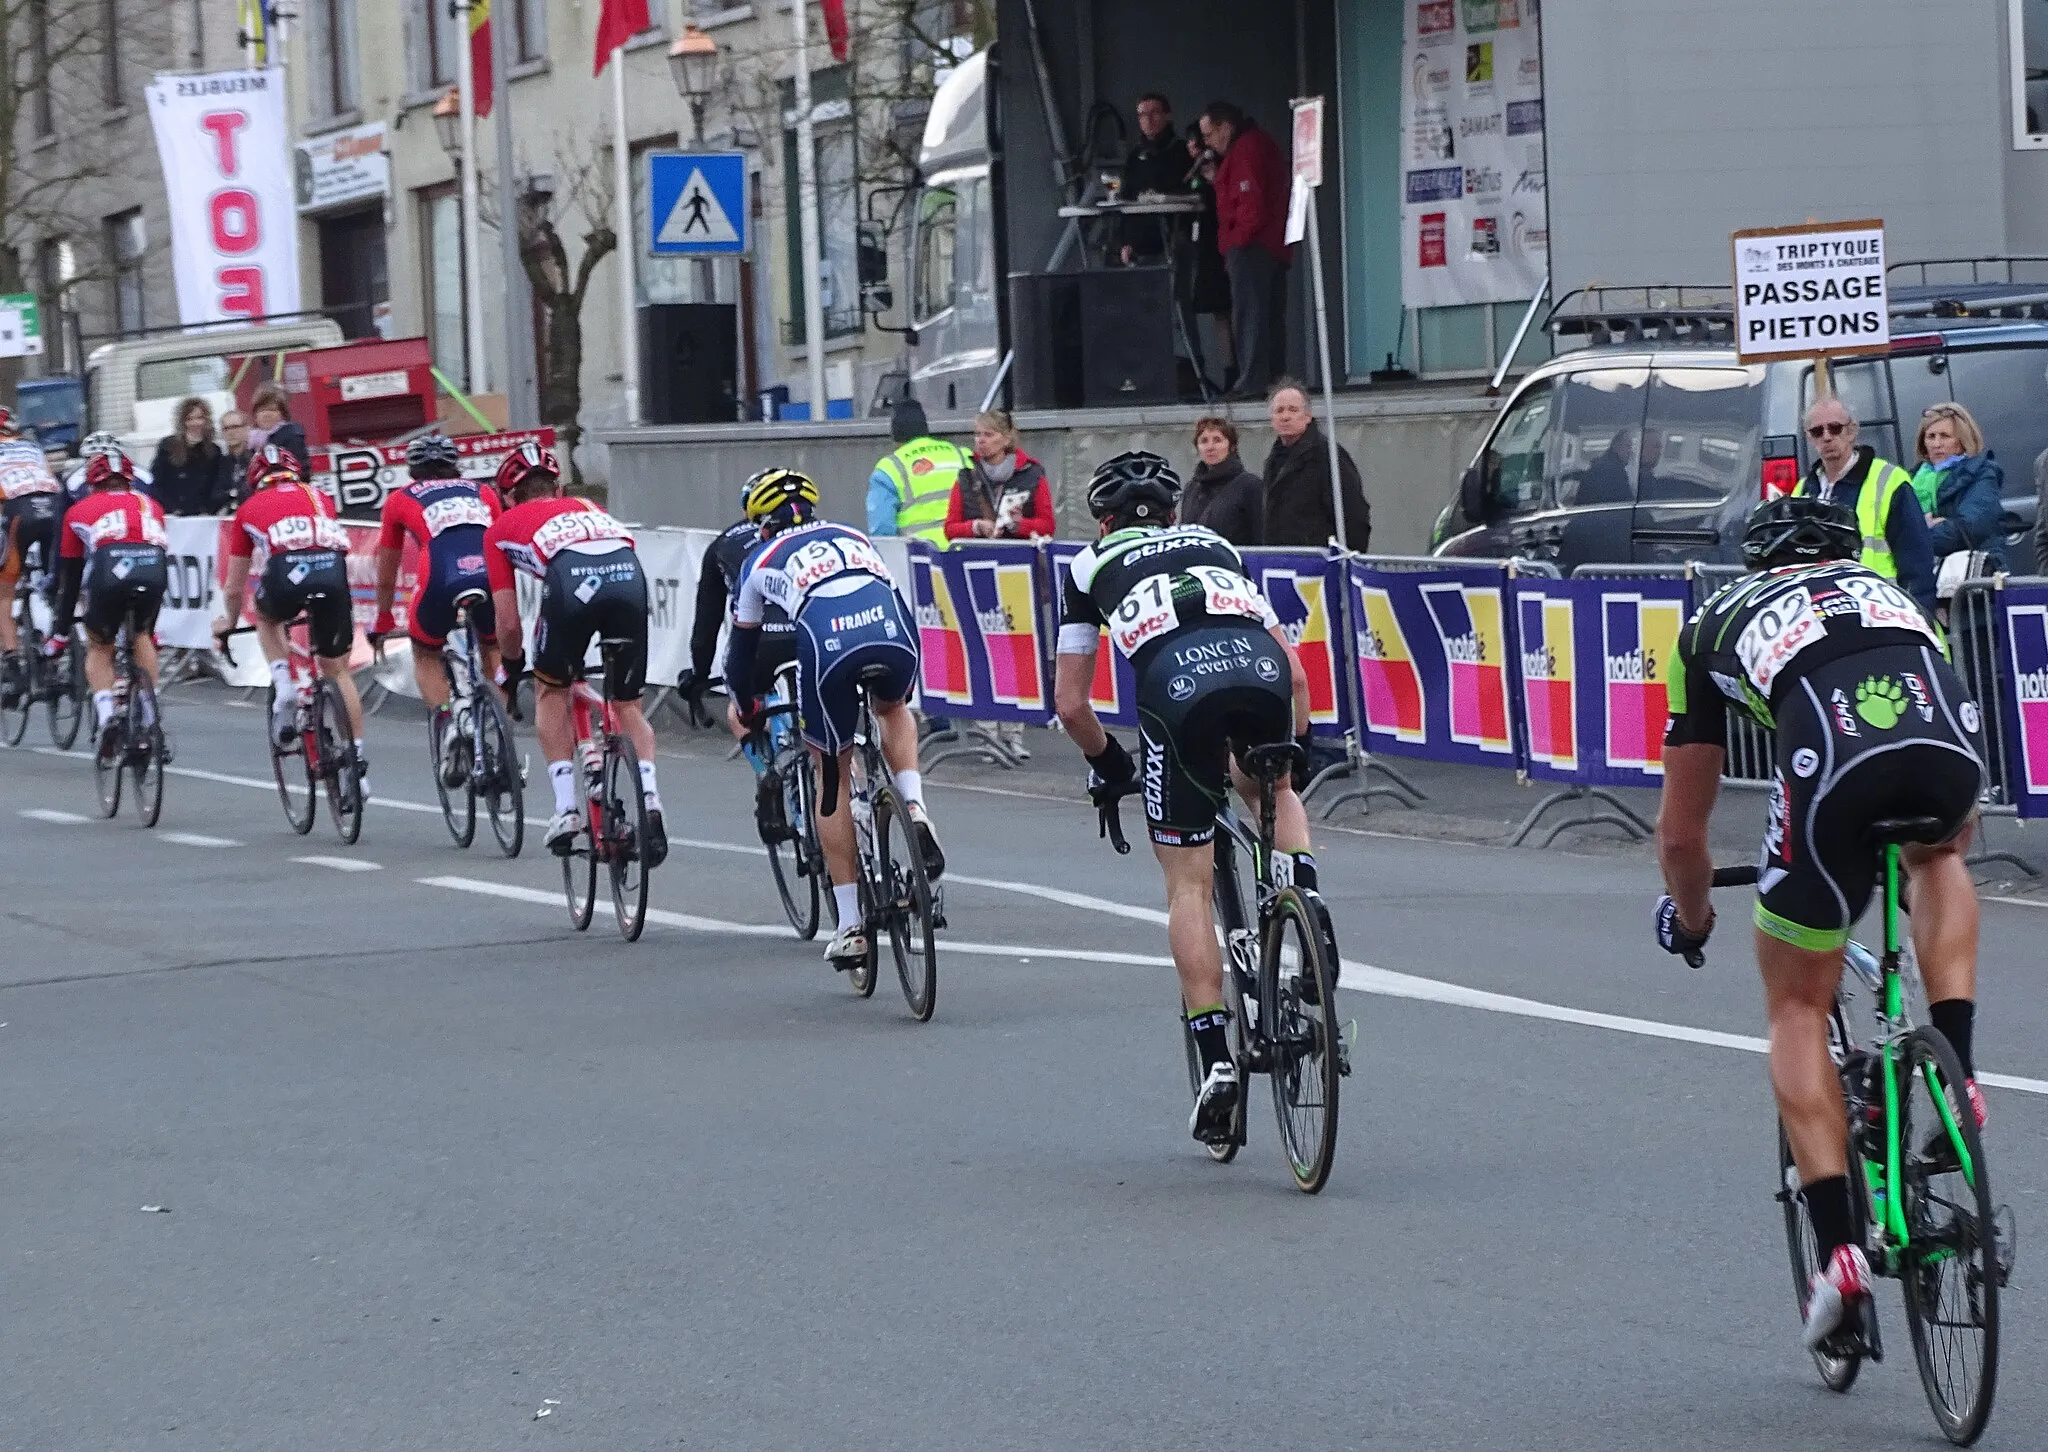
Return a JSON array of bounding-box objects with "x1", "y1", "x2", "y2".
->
[{"x1": 85, "y1": 316, "x2": 345, "y2": 461}]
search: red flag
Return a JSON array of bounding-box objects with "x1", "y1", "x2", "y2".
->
[
  {"x1": 470, "y1": 0, "x2": 494, "y2": 118},
  {"x1": 593, "y1": 0, "x2": 651, "y2": 75},
  {"x1": 821, "y1": 0, "x2": 850, "y2": 61}
]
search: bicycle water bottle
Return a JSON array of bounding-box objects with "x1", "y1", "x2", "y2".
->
[{"x1": 740, "y1": 737, "x2": 766, "y2": 777}]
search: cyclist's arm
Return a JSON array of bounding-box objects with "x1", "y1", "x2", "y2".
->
[
  {"x1": 373, "y1": 546, "x2": 403, "y2": 623},
  {"x1": 1269, "y1": 624, "x2": 1310, "y2": 736},
  {"x1": 491, "y1": 587, "x2": 522, "y2": 660},
  {"x1": 722, "y1": 618, "x2": 763, "y2": 709},
  {"x1": 1655, "y1": 648, "x2": 1724, "y2": 933},
  {"x1": 688, "y1": 561, "x2": 728, "y2": 679},
  {"x1": 1054, "y1": 641, "x2": 1107, "y2": 755},
  {"x1": 218, "y1": 556, "x2": 253, "y2": 631},
  {"x1": 50, "y1": 556, "x2": 84, "y2": 632}
]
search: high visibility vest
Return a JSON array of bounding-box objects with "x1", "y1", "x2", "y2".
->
[
  {"x1": 874, "y1": 437, "x2": 968, "y2": 547},
  {"x1": 1798, "y1": 456, "x2": 1912, "y2": 581}
]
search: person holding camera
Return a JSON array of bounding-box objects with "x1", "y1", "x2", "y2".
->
[{"x1": 1200, "y1": 100, "x2": 1291, "y2": 397}]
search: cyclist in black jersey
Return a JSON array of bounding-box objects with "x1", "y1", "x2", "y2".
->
[
  {"x1": 1054, "y1": 451, "x2": 1316, "y2": 1146},
  {"x1": 1654, "y1": 493, "x2": 1989, "y2": 1351}
]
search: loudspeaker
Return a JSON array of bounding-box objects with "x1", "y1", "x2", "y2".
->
[
  {"x1": 640, "y1": 303, "x2": 739, "y2": 424},
  {"x1": 1078, "y1": 266, "x2": 1176, "y2": 406},
  {"x1": 1007, "y1": 272, "x2": 1082, "y2": 410}
]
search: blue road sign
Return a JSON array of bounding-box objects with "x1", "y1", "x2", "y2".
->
[{"x1": 647, "y1": 151, "x2": 749, "y2": 257}]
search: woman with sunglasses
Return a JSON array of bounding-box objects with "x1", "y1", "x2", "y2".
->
[{"x1": 1793, "y1": 397, "x2": 1937, "y2": 615}]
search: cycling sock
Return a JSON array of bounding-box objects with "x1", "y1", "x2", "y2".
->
[
  {"x1": 268, "y1": 659, "x2": 294, "y2": 703},
  {"x1": 833, "y1": 882, "x2": 860, "y2": 929},
  {"x1": 548, "y1": 760, "x2": 577, "y2": 814},
  {"x1": 638, "y1": 758, "x2": 661, "y2": 810},
  {"x1": 740, "y1": 738, "x2": 766, "y2": 777},
  {"x1": 1930, "y1": 999, "x2": 1976, "y2": 1078},
  {"x1": 92, "y1": 689, "x2": 114, "y2": 726},
  {"x1": 1800, "y1": 1174, "x2": 1855, "y2": 1265},
  {"x1": 1186, "y1": 1004, "x2": 1232, "y2": 1072},
  {"x1": 1290, "y1": 851, "x2": 1318, "y2": 892},
  {"x1": 893, "y1": 768, "x2": 923, "y2": 807}
]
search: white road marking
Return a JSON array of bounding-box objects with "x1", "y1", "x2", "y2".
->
[
  {"x1": 18, "y1": 807, "x2": 87, "y2": 824},
  {"x1": 294, "y1": 855, "x2": 382, "y2": 872},
  {"x1": 159, "y1": 831, "x2": 240, "y2": 848},
  {"x1": 1984, "y1": 895, "x2": 2047, "y2": 910}
]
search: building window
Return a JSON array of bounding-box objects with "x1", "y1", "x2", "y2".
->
[
  {"x1": 2013, "y1": 0, "x2": 2048, "y2": 146},
  {"x1": 416, "y1": 0, "x2": 459, "y2": 90},
  {"x1": 515, "y1": 0, "x2": 547, "y2": 63},
  {"x1": 781, "y1": 68, "x2": 862, "y2": 344},
  {"x1": 105, "y1": 210, "x2": 147, "y2": 337},
  {"x1": 308, "y1": 0, "x2": 361, "y2": 118},
  {"x1": 319, "y1": 208, "x2": 389, "y2": 339},
  {"x1": 419, "y1": 185, "x2": 466, "y2": 381},
  {"x1": 31, "y1": 0, "x2": 53, "y2": 137}
]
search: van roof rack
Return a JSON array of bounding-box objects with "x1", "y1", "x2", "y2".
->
[
  {"x1": 1887, "y1": 256, "x2": 2048, "y2": 320},
  {"x1": 1544, "y1": 285, "x2": 1733, "y2": 346}
]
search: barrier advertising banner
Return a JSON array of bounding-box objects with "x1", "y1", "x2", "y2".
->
[
  {"x1": 1240, "y1": 550, "x2": 1347, "y2": 739},
  {"x1": 1997, "y1": 585, "x2": 2048, "y2": 818},
  {"x1": 1348, "y1": 563, "x2": 1516, "y2": 766},
  {"x1": 1509, "y1": 578, "x2": 1690, "y2": 787},
  {"x1": 1047, "y1": 541, "x2": 1139, "y2": 730},
  {"x1": 313, "y1": 428, "x2": 555, "y2": 521},
  {"x1": 909, "y1": 542, "x2": 1051, "y2": 725}
]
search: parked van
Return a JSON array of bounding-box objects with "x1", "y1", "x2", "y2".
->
[
  {"x1": 1431, "y1": 310, "x2": 2046, "y2": 571},
  {"x1": 85, "y1": 316, "x2": 345, "y2": 462}
]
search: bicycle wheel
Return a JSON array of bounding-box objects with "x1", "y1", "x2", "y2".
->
[
  {"x1": 1264, "y1": 886, "x2": 1341, "y2": 1193},
  {"x1": 766, "y1": 751, "x2": 822, "y2": 939},
  {"x1": 0, "y1": 649, "x2": 30, "y2": 745},
  {"x1": 48, "y1": 640, "x2": 84, "y2": 749},
  {"x1": 430, "y1": 705, "x2": 476, "y2": 848},
  {"x1": 92, "y1": 714, "x2": 124, "y2": 817},
  {"x1": 130, "y1": 681, "x2": 164, "y2": 828},
  {"x1": 1777, "y1": 1118, "x2": 1866, "y2": 1392},
  {"x1": 1898, "y1": 1027, "x2": 1999, "y2": 1445},
  {"x1": 874, "y1": 787, "x2": 938, "y2": 1021},
  {"x1": 478, "y1": 689, "x2": 524, "y2": 857},
  {"x1": 270, "y1": 689, "x2": 317, "y2": 834},
  {"x1": 316, "y1": 683, "x2": 363, "y2": 845},
  {"x1": 561, "y1": 817, "x2": 598, "y2": 931},
  {"x1": 847, "y1": 867, "x2": 880, "y2": 998},
  {"x1": 603, "y1": 736, "x2": 650, "y2": 943}
]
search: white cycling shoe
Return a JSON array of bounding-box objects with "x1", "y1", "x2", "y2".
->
[
  {"x1": 1802, "y1": 1243, "x2": 1873, "y2": 1350},
  {"x1": 545, "y1": 808, "x2": 584, "y2": 856},
  {"x1": 1189, "y1": 1060, "x2": 1241, "y2": 1145},
  {"x1": 905, "y1": 800, "x2": 946, "y2": 880},
  {"x1": 824, "y1": 922, "x2": 868, "y2": 965}
]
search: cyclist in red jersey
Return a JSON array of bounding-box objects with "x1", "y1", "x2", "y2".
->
[
  {"x1": 214, "y1": 446, "x2": 369, "y2": 784},
  {"x1": 483, "y1": 443, "x2": 666, "y2": 862},
  {"x1": 48, "y1": 452, "x2": 171, "y2": 758}
]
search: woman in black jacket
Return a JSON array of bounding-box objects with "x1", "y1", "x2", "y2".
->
[
  {"x1": 248, "y1": 383, "x2": 310, "y2": 476},
  {"x1": 149, "y1": 397, "x2": 231, "y2": 516},
  {"x1": 1179, "y1": 415, "x2": 1261, "y2": 545},
  {"x1": 1260, "y1": 380, "x2": 1371, "y2": 550}
]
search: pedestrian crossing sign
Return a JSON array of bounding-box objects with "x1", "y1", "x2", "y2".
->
[{"x1": 647, "y1": 151, "x2": 749, "y2": 257}]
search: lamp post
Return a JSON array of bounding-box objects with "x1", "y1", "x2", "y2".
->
[{"x1": 668, "y1": 25, "x2": 719, "y2": 146}]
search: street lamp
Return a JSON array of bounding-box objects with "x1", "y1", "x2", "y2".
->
[
  {"x1": 668, "y1": 25, "x2": 719, "y2": 144},
  {"x1": 433, "y1": 87, "x2": 462, "y2": 161}
]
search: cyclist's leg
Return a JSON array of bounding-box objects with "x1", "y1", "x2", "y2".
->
[
  {"x1": 317, "y1": 655, "x2": 366, "y2": 739},
  {"x1": 812, "y1": 741, "x2": 864, "y2": 942},
  {"x1": 411, "y1": 641, "x2": 450, "y2": 709},
  {"x1": 0, "y1": 527, "x2": 18, "y2": 654},
  {"x1": 1157, "y1": 839, "x2": 1224, "y2": 1009}
]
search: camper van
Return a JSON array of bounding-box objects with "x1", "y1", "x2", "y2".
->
[
  {"x1": 900, "y1": 50, "x2": 1003, "y2": 414},
  {"x1": 86, "y1": 316, "x2": 346, "y2": 461}
]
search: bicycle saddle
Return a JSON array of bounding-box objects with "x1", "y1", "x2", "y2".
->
[
  {"x1": 451, "y1": 586, "x2": 489, "y2": 610},
  {"x1": 1240, "y1": 740, "x2": 1307, "y2": 781},
  {"x1": 1864, "y1": 816, "x2": 1950, "y2": 848},
  {"x1": 857, "y1": 663, "x2": 896, "y2": 687}
]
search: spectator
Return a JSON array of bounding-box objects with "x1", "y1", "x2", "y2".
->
[
  {"x1": 219, "y1": 409, "x2": 255, "y2": 504},
  {"x1": 945, "y1": 409, "x2": 1055, "y2": 543},
  {"x1": 1910, "y1": 402, "x2": 2008, "y2": 574},
  {"x1": 248, "y1": 384, "x2": 310, "y2": 476},
  {"x1": 868, "y1": 396, "x2": 969, "y2": 547},
  {"x1": 149, "y1": 397, "x2": 231, "y2": 516},
  {"x1": 1183, "y1": 124, "x2": 1233, "y2": 392},
  {"x1": 1260, "y1": 379, "x2": 1371, "y2": 550},
  {"x1": 1200, "y1": 100, "x2": 1290, "y2": 396},
  {"x1": 1794, "y1": 397, "x2": 1936, "y2": 613},
  {"x1": 1179, "y1": 415, "x2": 1261, "y2": 545},
  {"x1": 1118, "y1": 93, "x2": 1184, "y2": 264}
]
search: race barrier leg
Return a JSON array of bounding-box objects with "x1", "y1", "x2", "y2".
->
[
  {"x1": 1307, "y1": 735, "x2": 1428, "y2": 818},
  {"x1": 1508, "y1": 784, "x2": 1655, "y2": 848}
]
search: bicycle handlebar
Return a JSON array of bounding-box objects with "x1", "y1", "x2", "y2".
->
[{"x1": 1094, "y1": 779, "x2": 1140, "y2": 856}]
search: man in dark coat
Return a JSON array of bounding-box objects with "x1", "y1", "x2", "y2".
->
[
  {"x1": 1260, "y1": 381, "x2": 1371, "y2": 550},
  {"x1": 1118, "y1": 93, "x2": 1186, "y2": 263}
]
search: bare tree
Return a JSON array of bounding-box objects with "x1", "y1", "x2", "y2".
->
[{"x1": 515, "y1": 134, "x2": 617, "y2": 489}]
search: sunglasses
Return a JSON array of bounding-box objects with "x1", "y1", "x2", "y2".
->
[{"x1": 1806, "y1": 421, "x2": 1850, "y2": 439}]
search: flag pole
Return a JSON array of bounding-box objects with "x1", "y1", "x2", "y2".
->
[
  {"x1": 612, "y1": 48, "x2": 641, "y2": 426},
  {"x1": 455, "y1": 0, "x2": 488, "y2": 394},
  {"x1": 492, "y1": 0, "x2": 537, "y2": 425},
  {"x1": 789, "y1": 0, "x2": 828, "y2": 422}
]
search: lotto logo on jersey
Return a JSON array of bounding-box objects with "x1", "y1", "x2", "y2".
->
[
  {"x1": 422, "y1": 496, "x2": 493, "y2": 536},
  {"x1": 912, "y1": 553, "x2": 973, "y2": 706},
  {"x1": 2006, "y1": 602, "x2": 2048, "y2": 808},
  {"x1": 1517, "y1": 591, "x2": 1577, "y2": 771},
  {"x1": 1260, "y1": 567, "x2": 1339, "y2": 726},
  {"x1": 1602, "y1": 593, "x2": 1684, "y2": 774},
  {"x1": 963, "y1": 558, "x2": 1044, "y2": 710},
  {"x1": 1420, "y1": 580, "x2": 1511, "y2": 754},
  {"x1": 1355, "y1": 583, "x2": 1425, "y2": 744},
  {"x1": 531, "y1": 508, "x2": 629, "y2": 559}
]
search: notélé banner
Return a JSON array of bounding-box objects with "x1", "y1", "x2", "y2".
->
[
  {"x1": 1240, "y1": 550, "x2": 1348, "y2": 740},
  {"x1": 1997, "y1": 584, "x2": 2048, "y2": 819},
  {"x1": 1507, "y1": 577, "x2": 1690, "y2": 787},
  {"x1": 1348, "y1": 562, "x2": 1516, "y2": 767},
  {"x1": 911, "y1": 542, "x2": 1053, "y2": 726}
]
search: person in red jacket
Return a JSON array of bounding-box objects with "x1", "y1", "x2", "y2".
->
[
  {"x1": 942, "y1": 409, "x2": 1056, "y2": 543},
  {"x1": 1200, "y1": 100, "x2": 1291, "y2": 396}
]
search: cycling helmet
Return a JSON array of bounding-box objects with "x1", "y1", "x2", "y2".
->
[
  {"x1": 405, "y1": 431, "x2": 463, "y2": 477},
  {"x1": 1741, "y1": 494, "x2": 1861, "y2": 570},
  {"x1": 246, "y1": 442, "x2": 304, "y2": 489},
  {"x1": 1086, "y1": 450, "x2": 1181, "y2": 525},
  {"x1": 741, "y1": 467, "x2": 820, "y2": 530},
  {"x1": 80, "y1": 430, "x2": 123, "y2": 460},
  {"x1": 494, "y1": 440, "x2": 561, "y2": 501},
  {"x1": 85, "y1": 451, "x2": 136, "y2": 489}
]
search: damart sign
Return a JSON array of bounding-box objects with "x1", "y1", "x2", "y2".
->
[
  {"x1": 146, "y1": 69, "x2": 300, "y2": 325},
  {"x1": 1731, "y1": 219, "x2": 1889, "y2": 363}
]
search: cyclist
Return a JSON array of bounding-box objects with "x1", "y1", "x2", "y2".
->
[
  {"x1": 47, "y1": 452, "x2": 170, "y2": 759},
  {"x1": 214, "y1": 445, "x2": 369, "y2": 790},
  {"x1": 483, "y1": 442, "x2": 667, "y2": 866},
  {"x1": 371, "y1": 432, "x2": 500, "y2": 787},
  {"x1": 63, "y1": 431, "x2": 152, "y2": 503},
  {"x1": 1052, "y1": 451, "x2": 1316, "y2": 1146},
  {"x1": 1653, "y1": 493, "x2": 1987, "y2": 1351},
  {"x1": 0, "y1": 406, "x2": 66, "y2": 704},
  {"x1": 679, "y1": 471, "x2": 802, "y2": 837},
  {"x1": 721, "y1": 467, "x2": 944, "y2": 966}
]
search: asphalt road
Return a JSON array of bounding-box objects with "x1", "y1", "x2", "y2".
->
[{"x1": 4, "y1": 687, "x2": 2045, "y2": 1451}]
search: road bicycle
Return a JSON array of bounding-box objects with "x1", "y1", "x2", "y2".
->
[
  {"x1": 749, "y1": 663, "x2": 824, "y2": 939},
  {"x1": 1701, "y1": 822, "x2": 2008, "y2": 1446},
  {"x1": 838, "y1": 663, "x2": 942, "y2": 1019},
  {"x1": 0, "y1": 545, "x2": 85, "y2": 749},
  {"x1": 90, "y1": 607, "x2": 167, "y2": 827},
  {"x1": 556, "y1": 638, "x2": 655, "y2": 942},
  {"x1": 222, "y1": 608, "x2": 366, "y2": 844},
  {"x1": 419, "y1": 589, "x2": 523, "y2": 857},
  {"x1": 1099, "y1": 741, "x2": 1347, "y2": 1193}
]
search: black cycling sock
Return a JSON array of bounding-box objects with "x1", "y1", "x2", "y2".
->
[
  {"x1": 1801, "y1": 1174, "x2": 1855, "y2": 1264},
  {"x1": 1930, "y1": 999, "x2": 1976, "y2": 1078},
  {"x1": 1290, "y1": 851, "x2": 1318, "y2": 893},
  {"x1": 1186, "y1": 1005, "x2": 1232, "y2": 1072}
]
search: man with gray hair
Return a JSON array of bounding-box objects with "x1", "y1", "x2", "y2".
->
[{"x1": 1792, "y1": 396, "x2": 1936, "y2": 614}]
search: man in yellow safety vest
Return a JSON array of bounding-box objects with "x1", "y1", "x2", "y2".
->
[
  {"x1": 1793, "y1": 397, "x2": 1938, "y2": 615},
  {"x1": 867, "y1": 397, "x2": 969, "y2": 548}
]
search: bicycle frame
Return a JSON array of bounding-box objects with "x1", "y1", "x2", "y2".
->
[{"x1": 569, "y1": 678, "x2": 624, "y2": 856}]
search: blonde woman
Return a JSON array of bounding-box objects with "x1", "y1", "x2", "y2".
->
[
  {"x1": 1911, "y1": 402, "x2": 2008, "y2": 570},
  {"x1": 944, "y1": 409, "x2": 1054, "y2": 758}
]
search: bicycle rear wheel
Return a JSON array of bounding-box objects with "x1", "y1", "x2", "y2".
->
[
  {"x1": 48, "y1": 640, "x2": 84, "y2": 749},
  {"x1": 1777, "y1": 1118, "x2": 1866, "y2": 1391},
  {"x1": 604, "y1": 736, "x2": 650, "y2": 943},
  {"x1": 1265, "y1": 886, "x2": 1340, "y2": 1193},
  {"x1": 92, "y1": 715, "x2": 124, "y2": 817},
  {"x1": 270, "y1": 691, "x2": 317, "y2": 834},
  {"x1": 431, "y1": 705, "x2": 476, "y2": 848},
  {"x1": 766, "y1": 750, "x2": 821, "y2": 939},
  {"x1": 479, "y1": 690, "x2": 524, "y2": 857},
  {"x1": 847, "y1": 866, "x2": 879, "y2": 998},
  {"x1": 1899, "y1": 1027, "x2": 1999, "y2": 1445},
  {"x1": 130, "y1": 681, "x2": 164, "y2": 827},
  {"x1": 874, "y1": 786, "x2": 937, "y2": 1021},
  {"x1": 317, "y1": 684, "x2": 363, "y2": 844},
  {"x1": 1, "y1": 648, "x2": 31, "y2": 745},
  {"x1": 562, "y1": 822, "x2": 597, "y2": 931}
]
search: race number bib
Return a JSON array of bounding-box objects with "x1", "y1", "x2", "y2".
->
[
  {"x1": 1734, "y1": 585, "x2": 1824, "y2": 693},
  {"x1": 422, "y1": 496, "x2": 495, "y2": 535},
  {"x1": 1109, "y1": 572, "x2": 1178, "y2": 658},
  {"x1": 1187, "y1": 565, "x2": 1271, "y2": 625},
  {"x1": 1838, "y1": 575, "x2": 1939, "y2": 641},
  {"x1": 787, "y1": 535, "x2": 888, "y2": 594}
]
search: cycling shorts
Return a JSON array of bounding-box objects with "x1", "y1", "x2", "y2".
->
[
  {"x1": 742, "y1": 621, "x2": 800, "y2": 698},
  {"x1": 793, "y1": 577, "x2": 917, "y2": 756},
  {"x1": 254, "y1": 548, "x2": 354, "y2": 660},
  {"x1": 2, "y1": 494, "x2": 61, "y2": 583},
  {"x1": 1134, "y1": 624, "x2": 1293, "y2": 848},
  {"x1": 81, "y1": 544, "x2": 169, "y2": 644},
  {"x1": 409, "y1": 549, "x2": 496, "y2": 649},
  {"x1": 533, "y1": 543, "x2": 647, "y2": 699},
  {"x1": 1757, "y1": 645, "x2": 1985, "y2": 951}
]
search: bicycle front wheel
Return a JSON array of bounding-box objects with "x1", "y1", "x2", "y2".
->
[
  {"x1": 269, "y1": 688, "x2": 317, "y2": 833},
  {"x1": 874, "y1": 788, "x2": 937, "y2": 1021},
  {"x1": 49, "y1": 640, "x2": 84, "y2": 748},
  {"x1": 0, "y1": 649, "x2": 30, "y2": 745},
  {"x1": 1264, "y1": 886, "x2": 1340, "y2": 1193},
  {"x1": 1899, "y1": 1027, "x2": 1999, "y2": 1445},
  {"x1": 431, "y1": 705, "x2": 476, "y2": 848},
  {"x1": 92, "y1": 718, "x2": 124, "y2": 817},
  {"x1": 478, "y1": 689, "x2": 524, "y2": 857},
  {"x1": 766, "y1": 752, "x2": 821, "y2": 939},
  {"x1": 603, "y1": 736, "x2": 650, "y2": 943},
  {"x1": 130, "y1": 683, "x2": 164, "y2": 828},
  {"x1": 317, "y1": 684, "x2": 363, "y2": 845},
  {"x1": 1777, "y1": 1118, "x2": 1866, "y2": 1391}
]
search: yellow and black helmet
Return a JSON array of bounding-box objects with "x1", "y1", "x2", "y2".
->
[{"x1": 741, "y1": 466, "x2": 821, "y2": 526}]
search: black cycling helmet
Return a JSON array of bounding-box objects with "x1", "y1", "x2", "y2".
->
[
  {"x1": 405, "y1": 431, "x2": 463, "y2": 477},
  {"x1": 1086, "y1": 450, "x2": 1180, "y2": 526},
  {"x1": 1741, "y1": 494, "x2": 1861, "y2": 570}
]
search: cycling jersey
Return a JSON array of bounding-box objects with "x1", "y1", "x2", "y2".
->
[
  {"x1": 1, "y1": 440, "x2": 61, "y2": 584},
  {"x1": 230, "y1": 482, "x2": 354, "y2": 658},
  {"x1": 377, "y1": 476, "x2": 499, "y2": 647},
  {"x1": 484, "y1": 497, "x2": 645, "y2": 696},
  {"x1": 692, "y1": 518, "x2": 796, "y2": 693},
  {"x1": 58, "y1": 488, "x2": 170, "y2": 641},
  {"x1": 1059, "y1": 524, "x2": 1289, "y2": 847}
]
